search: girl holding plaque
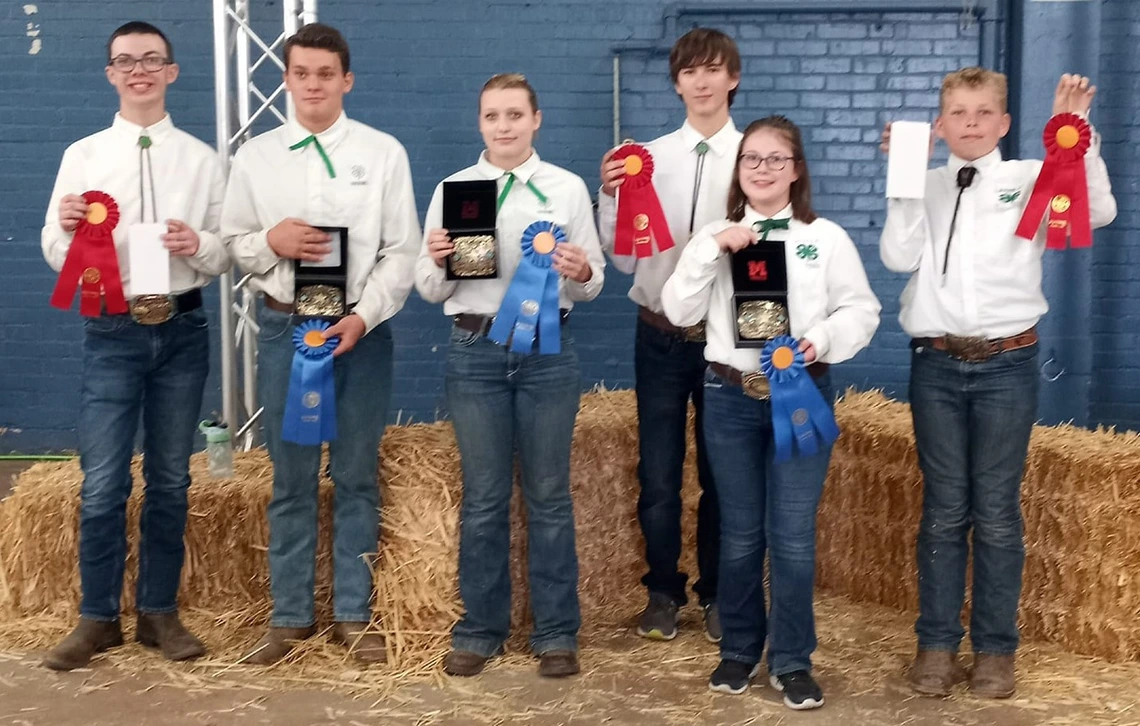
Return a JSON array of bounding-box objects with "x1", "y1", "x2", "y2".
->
[
  {"x1": 414, "y1": 74, "x2": 605, "y2": 679},
  {"x1": 661, "y1": 116, "x2": 880, "y2": 708}
]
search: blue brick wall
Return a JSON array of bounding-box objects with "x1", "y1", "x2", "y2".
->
[{"x1": 1, "y1": 1, "x2": 1137, "y2": 451}]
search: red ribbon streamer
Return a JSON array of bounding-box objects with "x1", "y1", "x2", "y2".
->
[
  {"x1": 1015, "y1": 113, "x2": 1092, "y2": 249},
  {"x1": 50, "y1": 190, "x2": 128, "y2": 316},
  {"x1": 611, "y1": 144, "x2": 675, "y2": 258}
]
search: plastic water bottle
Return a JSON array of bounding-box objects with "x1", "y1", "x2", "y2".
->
[{"x1": 199, "y1": 420, "x2": 234, "y2": 479}]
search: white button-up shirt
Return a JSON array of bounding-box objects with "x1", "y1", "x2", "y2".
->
[
  {"x1": 597, "y1": 118, "x2": 742, "y2": 313},
  {"x1": 42, "y1": 114, "x2": 229, "y2": 294},
  {"x1": 221, "y1": 113, "x2": 420, "y2": 332},
  {"x1": 415, "y1": 151, "x2": 605, "y2": 315},
  {"x1": 879, "y1": 135, "x2": 1117, "y2": 339},
  {"x1": 662, "y1": 204, "x2": 881, "y2": 371}
]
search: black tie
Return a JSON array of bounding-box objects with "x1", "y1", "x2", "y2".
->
[{"x1": 942, "y1": 165, "x2": 977, "y2": 278}]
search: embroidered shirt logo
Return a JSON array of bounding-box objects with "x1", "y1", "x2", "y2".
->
[
  {"x1": 796, "y1": 244, "x2": 818, "y2": 261},
  {"x1": 999, "y1": 189, "x2": 1021, "y2": 204}
]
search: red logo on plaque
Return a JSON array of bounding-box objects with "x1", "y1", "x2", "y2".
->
[
  {"x1": 748, "y1": 261, "x2": 769, "y2": 282},
  {"x1": 461, "y1": 201, "x2": 480, "y2": 220}
]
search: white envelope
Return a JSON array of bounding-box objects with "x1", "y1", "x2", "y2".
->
[
  {"x1": 128, "y1": 223, "x2": 171, "y2": 295},
  {"x1": 886, "y1": 121, "x2": 931, "y2": 200}
]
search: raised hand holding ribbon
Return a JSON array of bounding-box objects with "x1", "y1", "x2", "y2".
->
[
  {"x1": 282, "y1": 320, "x2": 339, "y2": 445},
  {"x1": 489, "y1": 221, "x2": 565, "y2": 355},
  {"x1": 1015, "y1": 113, "x2": 1092, "y2": 249},
  {"x1": 611, "y1": 144, "x2": 675, "y2": 258},
  {"x1": 760, "y1": 335, "x2": 840, "y2": 462},
  {"x1": 50, "y1": 190, "x2": 128, "y2": 316}
]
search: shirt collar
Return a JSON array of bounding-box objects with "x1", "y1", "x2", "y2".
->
[
  {"x1": 286, "y1": 112, "x2": 350, "y2": 153},
  {"x1": 742, "y1": 203, "x2": 795, "y2": 226},
  {"x1": 112, "y1": 113, "x2": 175, "y2": 146},
  {"x1": 681, "y1": 117, "x2": 739, "y2": 157},
  {"x1": 949, "y1": 146, "x2": 1003, "y2": 175},
  {"x1": 475, "y1": 149, "x2": 542, "y2": 183}
]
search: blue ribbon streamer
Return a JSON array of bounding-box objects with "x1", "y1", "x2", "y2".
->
[
  {"x1": 282, "y1": 319, "x2": 339, "y2": 445},
  {"x1": 489, "y1": 221, "x2": 565, "y2": 355},
  {"x1": 759, "y1": 335, "x2": 840, "y2": 462}
]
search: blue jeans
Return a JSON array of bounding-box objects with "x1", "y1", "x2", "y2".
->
[
  {"x1": 77, "y1": 307, "x2": 210, "y2": 621},
  {"x1": 911, "y1": 343, "x2": 1039, "y2": 655},
  {"x1": 634, "y1": 318, "x2": 719, "y2": 605},
  {"x1": 445, "y1": 325, "x2": 581, "y2": 657},
  {"x1": 257, "y1": 307, "x2": 393, "y2": 627},
  {"x1": 702, "y1": 368, "x2": 833, "y2": 675}
]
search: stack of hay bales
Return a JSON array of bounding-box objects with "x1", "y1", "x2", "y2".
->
[{"x1": 2, "y1": 389, "x2": 1139, "y2": 662}]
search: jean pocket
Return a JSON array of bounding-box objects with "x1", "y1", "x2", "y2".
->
[
  {"x1": 258, "y1": 309, "x2": 293, "y2": 343},
  {"x1": 998, "y1": 342, "x2": 1038, "y2": 367},
  {"x1": 449, "y1": 326, "x2": 480, "y2": 348},
  {"x1": 84, "y1": 315, "x2": 129, "y2": 335},
  {"x1": 176, "y1": 307, "x2": 209, "y2": 330},
  {"x1": 703, "y1": 366, "x2": 724, "y2": 388}
]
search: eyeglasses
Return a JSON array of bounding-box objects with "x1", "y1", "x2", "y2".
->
[
  {"x1": 738, "y1": 153, "x2": 796, "y2": 171},
  {"x1": 108, "y1": 55, "x2": 170, "y2": 73}
]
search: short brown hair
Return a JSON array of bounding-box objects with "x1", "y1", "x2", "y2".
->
[
  {"x1": 727, "y1": 116, "x2": 817, "y2": 225},
  {"x1": 285, "y1": 23, "x2": 350, "y2": 73},
  {"x1": 480, "y1": 73, "x2": 539, "y2": 112},
  {"x1": 107, "y1": 21, "x2": 173, "y2": 63},
  {"x1": 669, "y1": 28, "x2": 742, "y2": 106},
  {"x1": 940, "y1": 67, "x2": 1008, "y2": 113}
]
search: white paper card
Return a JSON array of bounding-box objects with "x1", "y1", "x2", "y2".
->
[
  {"x1": 298, "y1": 228, "x2": 343, "y2": 269},
  {"x1": 886, "y1": 121, "x2": 931, "y2": 199},
  {"x1": 128, "y1": 223, "x2": 170, "y2": 295}
]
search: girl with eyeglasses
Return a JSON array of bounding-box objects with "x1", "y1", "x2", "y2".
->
[{"x1": 661, "y1": 115, "x2": 880, "y2": 708}]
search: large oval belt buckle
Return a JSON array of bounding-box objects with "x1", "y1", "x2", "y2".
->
[
  {"x1": 130, "y1": 294, "x2": 175, "y2": 325},
  {"x1": 682, "y1": 321, "x2": 707, "y2": 343},
  {"x1": 741, "y1": 371, "x2": 771, "y2": 400}
]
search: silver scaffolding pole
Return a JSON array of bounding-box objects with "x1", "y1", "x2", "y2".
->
[{"x1": 213, "y1": 0, "x2": 318, "y2": 450}]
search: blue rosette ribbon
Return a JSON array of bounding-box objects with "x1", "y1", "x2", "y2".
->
[
  {"x1": 759, "y1": 335, "x2": 840, "y2": 462},
  {"x1": 489, "y1": 220, "x2": 565, "y2": 355},
  {"x1": 282, "y1": 320, "x2": 339, "y2": 445}
]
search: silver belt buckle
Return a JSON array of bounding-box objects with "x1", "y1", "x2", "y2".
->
[
  {"x1": 130, "y1": 294, "x2": 175, "y2": 325},
  {"x1": 741, "y1": 371, "x2": 771, "y2": 400}
]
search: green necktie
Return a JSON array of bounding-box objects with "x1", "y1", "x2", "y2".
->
[
  {"x1": 752, "y1": 218, "x2": 790, "y2": 241},
  {"x1": 289, "y1": 134, "x2": 336, "y2": 179},
  {"x1": 496, "y1": 172, "x2": 548, "y2": 212}
]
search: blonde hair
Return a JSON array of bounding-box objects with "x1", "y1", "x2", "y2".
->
[
  {"x1": 940, "y1": 67, "x2": 1008, "y2": 113},
  {"x1": 480, "y1": 73, "x2": 538, "y2": 112}
]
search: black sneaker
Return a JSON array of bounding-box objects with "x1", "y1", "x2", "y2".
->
[
  {"x1": 702, "y1": 602, "x2": 722, "y2": 644},
  {"x1": 770, "y1": 670, "x2": 825, "y2": 710},
  {"x1": 636, "y1": 592, "x2": 679, "y2": 641},
  {"x1": 708, "y1": 659, "x2": 760, "y2": 695}
]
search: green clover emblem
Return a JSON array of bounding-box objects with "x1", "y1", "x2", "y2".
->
[
  {"x1": 999, "y1": 190, "x2": 1021, "y2": 204},
  {"x1": 796, "y1": 244, "x2": 818, "y2": 261}
]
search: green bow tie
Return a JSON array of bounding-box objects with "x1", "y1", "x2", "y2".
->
[
  {"x1": 289, "y1": 134, "x2": 336, "y2": 178},
  {"x1": 752, "y1": 218, "x2": 790, "y2": 241},
  {"x1": 497, "y1": 172, "x2": 548, "y2": 212}
]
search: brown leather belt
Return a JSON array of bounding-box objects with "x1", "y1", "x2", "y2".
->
[
  {"x1": 638, "y1": 306, "x2": 706, "y2": 342},
  {"x1": 264, "y1": 295, "x2": 355, "y2": 315},
  {"x1": 912, "y1": 327, "x2": 1038, "y2": 363},
  {"x1": 454, "y1": 310, "x2": 570, "y2": 338},
  {"x1": 709, "y1": 360, "x2": 830, "y2": 401}
]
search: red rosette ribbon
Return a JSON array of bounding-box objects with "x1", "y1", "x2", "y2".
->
[
  {"x1": 611, "y1": 144, "x2": 675, "y2": 258},
  {"x1": 50, "y1": 191, "x2": 127, "y2": 316},
  {"x1": 1015, "y1": 113, "x2": 1093, "y2": 249}
]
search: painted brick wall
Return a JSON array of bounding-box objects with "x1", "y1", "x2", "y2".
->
[{"x1": 1, "y1": 0, "x2": 1136, "y2": 450}]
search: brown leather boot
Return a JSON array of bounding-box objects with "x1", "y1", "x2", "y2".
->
[
  {"x1": 443, "y1": 649, "x2": 493, "y2": 677},
  {"x1": 330, "y1": 622, "x2": 387, "y2": 665},
  {"x1": 908, "y1": 649, "x2": 966, "y2": 697},
  {"x1": 136, "y1": 612, "x2": 206, "y2": 661},
  {"x1": 43, "y1": 618, "x2": 124, "y2": 671},
  {"x1": 538, "y1": 650, "x2": 580, "y2": 678},
  {"x1": 970, "y1": 653, "x2": 1016, "y2": 698},
  {"x1": 244, "y1": 625, "x2": 316, "y2": 666}
]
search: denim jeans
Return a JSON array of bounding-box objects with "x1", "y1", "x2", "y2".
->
[
  {"x1": 910, "y1": 343, "x2": 1039, "y2": 655},
  {"x1": 702, "y1": 368, "x2": 833, "y2": 675},
  {"x1": 634, "y1": 318, "x2": 719, "y2": 606},
  {"x1": 445, "y1": 325, "x2": 581, "y2": 657},
  {"x1": 77, "y1": 307, "x2": 209, "y2": 621},
  {"x1": 257, "y1": 307, "x2": 393, "y2": 627}
]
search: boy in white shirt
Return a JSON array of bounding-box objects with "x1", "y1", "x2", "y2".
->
[
  {"x1": 596, "y1": 28, "x2": 743, "y2": 643},
  {"x1": 879, "y1": 69, "x2": 1116, "y2": 699},
  {"x1": 41, "y1": 21, "x2": 228, "y2": 671},
  {"x1": 221, "y1": 23, "x2": 420, "y2": 665}
]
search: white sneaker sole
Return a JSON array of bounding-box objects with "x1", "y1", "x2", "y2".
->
[
  {"x1": 769, "y1": 674, "x2": 825, "y2": 710},
  {"x1": 709, "y1": 664, "x2": 761, "y2": 695}
]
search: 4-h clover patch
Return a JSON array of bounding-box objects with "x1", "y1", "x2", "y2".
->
[{"x1": 796, "y1": 243, "x2": 819, "y2": 261}]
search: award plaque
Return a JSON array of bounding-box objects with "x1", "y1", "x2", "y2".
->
[
  {"x1": 443, "y1": 180, "x2": 498, "y2": 280},
  {"x1": 293, "y1": 226, "x2": 348, "y2": 319},
  {"x1": 730, "y1": 240, "x2": 790, "y2": 348}
]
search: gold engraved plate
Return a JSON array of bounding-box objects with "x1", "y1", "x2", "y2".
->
[
  {"x1": 130, "y1": 294, "x2": 175, "y2": 325},
  {"x1": 682, "y1": 321, "x2": 707, "y2": 342},
  {"x1": 295, "y1": 284, "x2": 346, "y2": 317},
  {"x1": 736, "y1": 300, "x2": 790, "y2": 340},
  {"x1": 741, "y1": 371, "x2": 771, "y2": 400},
  {"x1": 450, "y1": 234, "x2": 497, "y2": 277}
]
